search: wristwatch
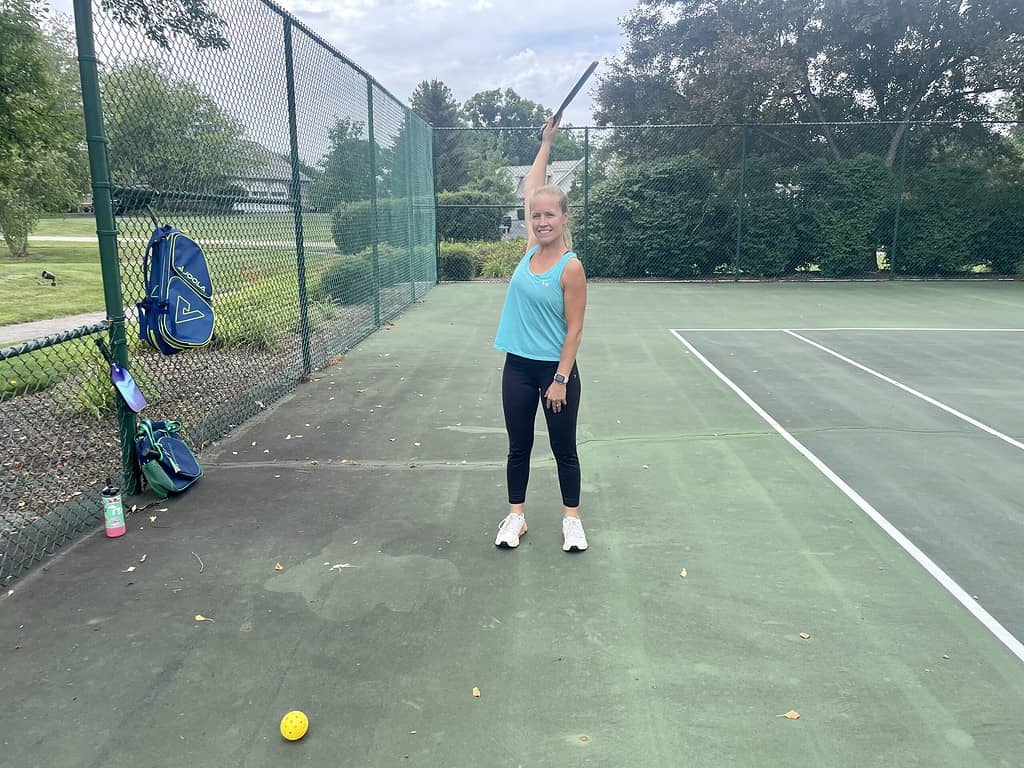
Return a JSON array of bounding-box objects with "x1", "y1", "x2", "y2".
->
[{"x1": 553, "y1": 373, "x2": 568, "y2": 384}]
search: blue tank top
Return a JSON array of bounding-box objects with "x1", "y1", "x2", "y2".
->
[{"x1": 494, "y1": 245, "x2": 577, "y2": 361}]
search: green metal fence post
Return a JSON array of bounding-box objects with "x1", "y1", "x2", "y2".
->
[
  {"x1": 734, "y1": 124, "x2": 749, "y2": 281},
  {"x1": 367, "y1": 80, "x2": 381, "y2": 325},
  {"x1": 432, "y1": 129, "x2": 441, "y2": 283},
  {"x1": 283, "y1": 19, "x2": 311, "y2": 374},
  {"x1": 405, "y1": 112, "x2": 416, "y2": 302},
  {"x1": 582, "y1": 127, "x2": 590, "y2": 261},
  {"x1": 890, "y1": 121, "x2": 910, "y2": 280},
  {"x1": 73, "y1": 0, "x2": 138, "y2": 493}
]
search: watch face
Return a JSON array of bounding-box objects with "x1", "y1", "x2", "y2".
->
[{"x1": 555, "y1": 374, "x2": 567, "y2": 383}]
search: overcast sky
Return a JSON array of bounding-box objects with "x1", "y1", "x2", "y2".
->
[
  {"x1": 52, "y1": 0, "x2": 637, "y2": 125},
  {"x1": 276, "y1": 0, "x2": 635, "y2": 124}
]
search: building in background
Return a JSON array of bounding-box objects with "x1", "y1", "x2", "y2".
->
[{"x1": 500, "y1": 159, "x2": 585, "y2": 238}]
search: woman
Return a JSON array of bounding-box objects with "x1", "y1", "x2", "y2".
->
[{"x1": 493, "y1": 115, "x2": 588, "y2": 552}]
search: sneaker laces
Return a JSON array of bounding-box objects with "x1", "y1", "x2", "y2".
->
[{"x1": 499, "y1": 513, "x2": 525, "y2": 536}]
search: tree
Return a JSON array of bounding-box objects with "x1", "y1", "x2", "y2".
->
[
  {"x1": 597, "y1": 0, "x2": 1024, "y2": 166},
  {"x1": 411, "y1": 80, "x2": 460, "y2": 128},
  {"x1": 411, "y1": 79, "x2": 467, "y2": 192},
  {"x1": 460, "y1": 87, "x2": 585, "y2": 170},
  {"x1": 461, "y1": 88, "x2": 545, "y2": 167},
  {"x1": 101, "y1": 63, "x2": 256, "y2": 197},
  {"x1": 461, "y1": 88, "x2": 548, "y2": 131},
  {"x1": 0, "y1": 3, "x2": 85, "y2": 256},
  {"x1": 99, "y1": 0, "x2": 227, "y2": 50},
  {"x1": 308, "y1": 118, "x2": 371, "y2": 211}
]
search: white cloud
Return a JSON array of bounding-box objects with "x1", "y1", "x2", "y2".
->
[{"x1": 276, "y1": 0, "x2": 634, "y2": 124}]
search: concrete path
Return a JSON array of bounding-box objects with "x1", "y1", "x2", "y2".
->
[{"x1": 0, "y1": 312, "x2": 106, "y2": 347}]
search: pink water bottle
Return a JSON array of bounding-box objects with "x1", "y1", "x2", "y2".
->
[{"x1": 102, "y1": 479, "x2": 126, "y2": 538}]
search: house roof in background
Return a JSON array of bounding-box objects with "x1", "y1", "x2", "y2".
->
[
  {"x1": 503, "y1": 159, "x2": 584, "y2": 197},
  {"x1": 236, "y1": 142, "x2": 314, "y2": 182}
]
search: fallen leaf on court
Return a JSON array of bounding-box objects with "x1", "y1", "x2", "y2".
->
[
  {"x1": 149, "y1": 516, "x2": 157, "y2": 523},
  {"x1": 679, "y1": 569, "x2": 687, "y2": 578},
  {"x1": 799, "y1": 632, "x2": 810, "y2": 640},
  {"x1": 472, "y1": 687, "x2": 481, "y2": 698},
  {"x1": 251, "y1": 441, "x2": 257, "y2": 446},
  {"x1": 122, "y1": 566, "x2": 136, "y2": 573},
  {"x1": 6, "y1": 589, "x2": 13, "y2": 597},
  {"x1": 139, "y1": 554, "x2": 147, "y2": 563},
  {"x1": 641, "y1": 465, "x2": 649, "y2": 470},
  {"x1": 781, "y1": 710, "x2": 800, "y2": 720},
  {"x1": 195, "y1": 614, "x2": 213, "y2": 622},
  {"x1": 274, "y1": 563, "x2": 283, "y2": 571}
]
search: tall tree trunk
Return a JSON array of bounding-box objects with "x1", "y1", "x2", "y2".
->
[
  {"x1": 802, "y1": 79, "x2": 842, "y2": 161},
  {"x1": 884, "y1": 122, "x2": 905, "y2": 169}
]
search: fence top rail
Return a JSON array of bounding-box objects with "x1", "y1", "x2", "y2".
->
[
  {"x1": 256, "y1": 0, "x2": 425, "y2": 131},
  {"x1": 434, "y1": 119, "x2": 1021, "y2": 131},
  {"x1": 0, "y1": 321, "x2": 108, "y2": 361}
]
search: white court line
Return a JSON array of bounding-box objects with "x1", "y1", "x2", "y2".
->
[
  {"x1": 670, "y1": 330, "x2": 1024, "y2": 663},
  {"x1": 671, "y1": 327, "x2": 1024, "y2": 332},
  {"x1": 783, "y1": 330, "x2": 1024, "y2": 453}
]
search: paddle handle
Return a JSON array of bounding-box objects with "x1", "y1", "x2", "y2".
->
[{"x1": 95, "y1": 336, "x2": 114, "y2": 364}]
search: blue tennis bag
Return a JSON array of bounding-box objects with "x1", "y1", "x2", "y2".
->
[
  {"x1": 137, "y1": 224, "x2": 214, "y2": 355},
  {"x1": 134, "y1": 419, "x2": 202, "y2": 497}
]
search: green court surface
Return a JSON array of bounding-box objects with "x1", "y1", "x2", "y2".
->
[{"x1": 2, "y1": 281, "x2": 1023, "y2": 767}]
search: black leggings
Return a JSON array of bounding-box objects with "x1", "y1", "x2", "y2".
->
[{"x1": 502, "y1": 353, "x2": 581, "y2": 508}]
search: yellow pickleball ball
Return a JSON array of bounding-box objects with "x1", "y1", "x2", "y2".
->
[{"x1": 280, "y1": 710, "x2": 309, "y2": 741}]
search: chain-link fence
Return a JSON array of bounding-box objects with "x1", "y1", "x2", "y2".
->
[
  {"x1": 0, "y1": 0, "x2": 436, "y2": 583},
  {"x1": 434, "y1": 122, "x2": 1024, "y2": 280},
  {"x1": 1, "y1": 323, "x2": 121, "y2": 582}
]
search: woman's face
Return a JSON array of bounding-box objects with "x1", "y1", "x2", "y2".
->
[{"x1": 531, "y1": 193, "x2": 569, "y2": 246}]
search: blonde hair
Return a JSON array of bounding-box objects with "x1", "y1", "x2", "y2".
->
[{"x1": 531, "y1": 185, "x2": 574, "y2": 251}]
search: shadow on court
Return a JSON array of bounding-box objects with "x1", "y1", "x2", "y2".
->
[{"x1": 3, "y1": 282, "x2": 1024, "y2": 767}]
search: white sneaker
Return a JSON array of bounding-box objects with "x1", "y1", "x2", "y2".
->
[
  {"x1": 495, "y1": 513, "x2": 527, "y2": 548},
  {"x1": 562, "y1": 516, "x2": 588, "y2": 552}
]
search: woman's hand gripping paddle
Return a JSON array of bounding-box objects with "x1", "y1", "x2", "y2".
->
[{"x1": 95, "y1": 337, "x2": 147, "y2": 413}]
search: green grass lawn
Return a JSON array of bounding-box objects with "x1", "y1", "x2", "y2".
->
[
  {"x1": 0, "y1": 243, "x2": 103, "y2": 326},
  {"x1": 30, "y1": 215, "x2": 98, "y2": 238},
  {"x1": 4, "y1": 214, "x2": 335, "y2": 327}
]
